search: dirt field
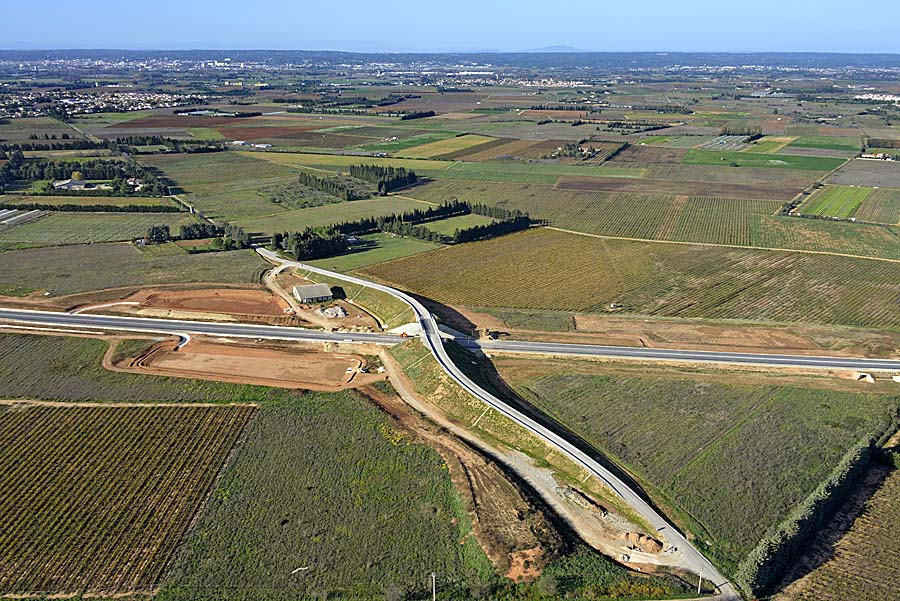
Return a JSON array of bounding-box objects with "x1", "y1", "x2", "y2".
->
[
  {"x1": 610, "y1": 145, "x2": 688, "y2": 164},
  {"x1": 213, "y1": 125, "x2": 322, "y2": 140},
  {"x1": 132, "y1": 287, "x2": 289, "y2": 316},
  {"x1": 554, "y1": 175, "x2": 804, "y2": 200},
  {"x1": 118, "y1": 338, "x2": 384, "y2": 391}
]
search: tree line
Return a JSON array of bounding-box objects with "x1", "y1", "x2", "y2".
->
[
  {"x1": 399, "y1": 111, "x2": 435, "y2": 121},
  {"x1": 144, "y1": 222, "x2": 250, "y2": 251},
  {"x1": 297, "y1": 171, "x2": 371, "y2": 201},
  {"x1": 347, "y1": 164, "x2": 418, "y2": 194},
  {"x1": 0, "y1": 201, "x2": 181, "y2": 213},
  {"x1": 270, "y1": 200, "x2": 533, "y2": 261},
  {"x1": 1, "y1": 157, "x2": 167, "y2": 196}
]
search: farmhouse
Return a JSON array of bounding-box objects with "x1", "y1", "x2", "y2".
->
[
  {"x1": 52, "y1": 179, "x2": 111, "y2": 191},
  {"x1": 293, "y1": 283, "x2": 333, "y2": 304}
]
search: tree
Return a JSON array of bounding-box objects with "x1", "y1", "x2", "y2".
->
[{"x1": 146, "y1": 225, "x2": 170, "y2": 244}]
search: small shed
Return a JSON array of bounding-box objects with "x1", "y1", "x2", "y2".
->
[{"x1": 293, "y1": 283, "x2": 333, "y2": 304}]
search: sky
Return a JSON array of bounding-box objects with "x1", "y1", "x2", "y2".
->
[{"x1": 3, "y1": 0, "x2": 898, "y2": 53}]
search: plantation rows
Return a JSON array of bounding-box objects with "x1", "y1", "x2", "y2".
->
[
  {"x1": 509, "y1": 369, "x2": 900, "y2": 570},
  {"x1": 751, "y1": 215, "x2": 900, "y2": 260},
  {"x1": 783, "y1": 466, "x2": 900, "y2": 600},
  {"x1": 800, "y1": 185, "x2": 871, "y2": 218},
  {"x1": 362, "y1": 229, "x2": 900, "y2": 328},
  {"x1": 853, "y1": 187, "x2": 900, "y2": 224},
  {"x1": 0, "y1": 404, "x2": 254, "y2": 594}
]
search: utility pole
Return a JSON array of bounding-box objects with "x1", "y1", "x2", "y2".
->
[{"x1": 431, "y1": 571, "x2": 436, "y2": 601}]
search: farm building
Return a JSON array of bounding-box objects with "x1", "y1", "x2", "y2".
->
[{"x1": 293, "y1": 283, "x2": 333, "y2": 304}]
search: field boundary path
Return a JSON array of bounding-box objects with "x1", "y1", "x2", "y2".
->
[
  {"x1": 252, "y1": 247, "x2": 739, "y2": 599},
  {"x1": 546, "y1": 226, "x2": 900, "y2": 264}
]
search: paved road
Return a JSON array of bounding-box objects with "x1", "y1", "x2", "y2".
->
[
  {"x1": 0, "y1": 308, "x2": 401, "y2": 345},
  {"x1": 3, "y1": 309, "x2": 898, "y2": 373},
  {"x1": 463, "y1": 339, "x2": 900, "y2": 372},
  {"x1": 252, "y1": 249, "x2": 739, "y2": 598}
]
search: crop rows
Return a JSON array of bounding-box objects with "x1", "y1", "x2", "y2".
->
[
  {"x1": 0, "y1": 404, "x2": 254, "y2": 594},
  {"x1": 0, "y1": 212, "x2": 198, "y2": 250},
  {"x1": 800, "y1": 185, "x2": 871, "y2": 218},
  {"x1": 853, "y1": 187, "x2": 900, "y2": 224},
  {"x1": 361, "y1": 228, "x2": 900, "y2": 328},
  {"x1": 750, "y1": 215, "x2": 900, "y2": 260},
  {"x1": 780, "y1": 465, "x2": 900, "y2": 600}
]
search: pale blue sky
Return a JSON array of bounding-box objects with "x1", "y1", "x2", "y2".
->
[{"x1": 3, "y1": 0, "x2": 896, "y2": 53}]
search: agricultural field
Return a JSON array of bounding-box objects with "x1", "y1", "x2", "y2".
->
[
  {"x1": 787, "y1": 135, "x2": 862, "y2": 152},
  {"x1": 0, "y1": 403, "x2": 254, "y2": 595},
  {"x1": 306, "y1": 232, "x2": 440, "y2": 272},
  {"x1": 799, "y1": 185, "x2": 871, "y2": 217},
  {"x1": 746, "y1": 136, "x2": 795, "y2": 153},
  {"x1": 829, "y1": 158, "x2": 900, "y2": 188},
  {"x1": 0, "y1": 117, "x2": 79, "y2": 142},
  {"x1": 360, "y1": 228, "x2": 900, "y2": 328},
  {"x1": 749, "y1": 215, "x2": 900, "y2": 260},
  {"x1": 0, "y1": 212, "x2": 198, "y2": 250},
  {"x1": 137, "y1": 152, "x2": 302, "y2": 220},
  {"x1": 0, "y1": 243, "x2": 268, "y2": 296},
  {"x1": 776, "y1": 461, "x2": 900, "y2": 601},
  {"x1": 499, "y1": 358, "x2": 900, "y2": 571},
  {"x1": 159, "y1": 394, "x2": 496, "y2": 601},
  {"x1": 684, "y1": 149, "x2": 846, "y2": 171},
  {"x1": 396, "y1": 133, "x2": 497, "y2": 158},
  {"x1": 638, "y1": 135, "x2": 717, "y2": 148},
  {"x1": 356, "y1": 130, "x2": 457, "y2": 152},
  {"x1": 0, "y1": 194, "x2": 176, "y2": 209},
  {"x1": 235, "y1": 196, "x2": 432, "y2": 235},
  {"x1": 852, "y1": 188, "x2": 900, "y2": 224}
]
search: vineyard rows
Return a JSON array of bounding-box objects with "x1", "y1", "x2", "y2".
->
[
  {"x1": 0, "y1": 404, "x2": 254, "y2": 594},
  {"x1": 779, "y1": 465, "x2": 900, "y2": 600},
  {"x1": 361, "y1": 228, "x2": 900, "y2": 328},
  {"x1": 800, "y1": 185, "x2": 871, "y2": 218},
  {"x1": 853, "y1": 187, "x2": 900, "y2": 224}
]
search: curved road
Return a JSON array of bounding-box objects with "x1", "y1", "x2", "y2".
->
[{"x1": 252, "y1": 249, "x2": 739, "y2": 598}]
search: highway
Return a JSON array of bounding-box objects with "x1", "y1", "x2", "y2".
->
[
  {"x1": 6, "y1": 252, "x2": 900, "y2": 598},
  {"x1": 251, "y1": 248, "x2": 739, "y2": 599},
  {"x1": 4, "y1": 307, "x2": 898, "y2": 373},
  {"x1": 464, "y1": 339, "x2": 900, "y2": 372}
]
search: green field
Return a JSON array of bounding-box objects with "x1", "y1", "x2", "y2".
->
[
  {"x1": 235, "y1": 196, "x2": 433, "y2": 235},
  {"x1": 400, "y1": 133, "x2": 496, "y2": 158},
  {"x1": 158, "y1": 394, "x2": 495, "y2": 601},
  {"x1": 0, "y1": 212, "x2": 198, "y2": 250},
  {"x1": 501, "y1": 360, "x2": 900, "y2": 571},
  {"x1": 357, "y1": 131, "x2": 457, "y2": 152},
  {"x1": 138, "y1": 152, "x2": 301, "y2": 220},
  {"x1": 0, "y1": 243, "x2": 268, "y2": 296},
  {"x1": 639, "y1": 135, "x2": 716, "y2": 148},
  {"x1": 247, "y1": 150, "x2": 645, "y2": 184},
  {"x1": 801, "y1": 185, "x2": 871, "y2": 218},
  {"x1": 746, "y1": 137, "x2": 796, "y2": 153},
  {"x1": 684, "y1": 149, "x2": 846, "y2": 171},
  {"x1": 853, "y1": 188, "x2": 900, "y2": 224},
  {"x1": 306, "y1": 232, "x2": 440, "y2": 272},
  {"x1": 361, "y1": 228, "x2": 900, "y2": 328},
  {"x1": 787, "y1": 136, "x2": 862, "y2": 152},
  {"x1": 186, "y1": 127, "x2": 226, "y2": 140}
]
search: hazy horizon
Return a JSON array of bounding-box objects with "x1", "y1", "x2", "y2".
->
[{"x1": 6, "y1": 0, "x2": 898, "y2": 54}]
